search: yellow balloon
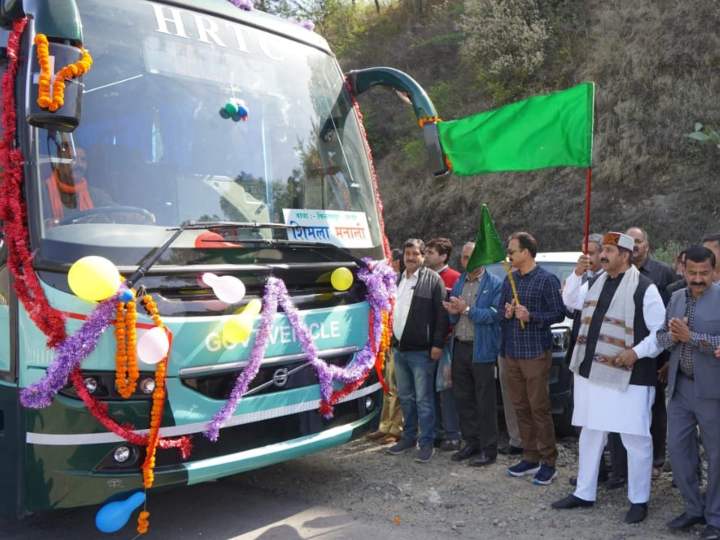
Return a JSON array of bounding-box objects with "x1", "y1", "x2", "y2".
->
[
  {"x1": 330, "y1": 267, "x2": 353, "y2": 291},
  {"x1": 222, "y1": 299, "x2": 262, "y2": 344},
  {"x1": 67, "y1": 256, "x2": 121, "y2": 302}
]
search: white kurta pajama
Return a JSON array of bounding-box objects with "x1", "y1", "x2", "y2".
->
[{"x1": 563, "y1": 271, "x2": 665, "y2": 503}]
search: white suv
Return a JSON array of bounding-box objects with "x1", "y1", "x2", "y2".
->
[{"x1": 486, "y1": 251, "x2": 581, "y2": 436}]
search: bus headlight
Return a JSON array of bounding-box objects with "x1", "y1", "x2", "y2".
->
[
  {"x1": 83, "y1": 377, "x2": 99, "y2": 394},
  {"x1": 140, "y1": 377, "x2": 156, "y2": 395},
  {"x1": 364, "y1": 396, "x2": 375, "y2": 411},
  {"x1": 113, "y1": 446, "x2": 131, "y2": 464}
]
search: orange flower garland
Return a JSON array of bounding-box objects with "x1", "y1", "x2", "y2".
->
[
  {"x1": 34, "y1": 34, "x2": 93, "y2": 112},
  {"x1": 114, "y1": 298, "x2": 139, "y2": 398},
  {"x1": 137, "y1": 510, "x2": 150, "y2": 535},
  {"x1": 34, "y1": 34, "x2": 52, "y2": 109},
  {"x1": 374, "y1": 308, "x2": 393, "y2": 392},
  {"x1": 137, "y1": 293, "x2": 171, "y2": 535},
  {"x1": 417, "y1": 115, "x2": 441, "y2": 128}
]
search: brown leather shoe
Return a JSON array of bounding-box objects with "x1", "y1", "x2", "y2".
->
[
  {"x1": 381, "y1": 434, "x2": 401, "y2": 444},
  {"x1": 366, "y1": 430, "x2": 387, "y2": 441}
]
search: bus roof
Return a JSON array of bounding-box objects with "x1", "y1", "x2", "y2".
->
[{"x1": 155, "y1": 0, "x2": 332, "y2": 54}]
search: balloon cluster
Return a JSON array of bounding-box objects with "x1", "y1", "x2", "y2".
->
[{"x1": 219, "y1": 98, "x2": 249, "y2": 122}]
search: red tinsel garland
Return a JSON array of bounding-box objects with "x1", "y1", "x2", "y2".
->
[
  {"x1": 346, "y1": 80, "x2": 392, "y2": 261},
  {"x1": 70, "y1": 368, "x2": 192, "y2": 459},
  {"x1": 0, "y1": 17, "x2": 67, "y2": 348}
]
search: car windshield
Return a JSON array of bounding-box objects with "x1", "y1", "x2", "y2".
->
[{"x1": 29, "y1": 0, "x2": 384, "y2": 266}]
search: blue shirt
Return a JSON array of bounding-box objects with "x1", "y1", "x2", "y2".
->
[
  {"x1": 498, "y1": 265, "x2": 565, "y2": 359},
  {"x1": 448, "y1": 271, "x2": 503, "y2": 363}
]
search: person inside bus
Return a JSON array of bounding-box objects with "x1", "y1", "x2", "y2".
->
[{"x1": 45, "y1": 142, "x2": 112, "y2": 224}]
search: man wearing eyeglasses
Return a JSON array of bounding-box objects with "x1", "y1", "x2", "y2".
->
[{"x1": 499, "y1": 232, "x2": 565, "y2": 486}]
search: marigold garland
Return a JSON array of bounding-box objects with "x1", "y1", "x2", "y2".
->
[
  {"x1": 0, "y1": 18, "x2": 67, "y2": 349},
  {"x1": 137, "y1": 511, "x2": 150, "y2": 535},
  {"x1": 137, "y1": 293, "x2": 171, "y2": 534},
  {"x1": 417, "y1": 115, "x2": 441, "y2": 128},
  {"x1": 373, "y1": 307, "x2": 392, "y2": 393},
  {"x1": 114, "y1": 298, "x2": 139, "y2": 398},
  {"x1": 34, "y1": 34, "x2": 93, "y2": 112}
]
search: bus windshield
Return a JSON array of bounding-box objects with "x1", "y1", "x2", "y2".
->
[{"x1": 30, "y1": 0, "x2": 384, "y2": 266}]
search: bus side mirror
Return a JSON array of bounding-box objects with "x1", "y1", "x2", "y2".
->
[
  {"x1": 422, "y1": 122, "x2": 449, "y2": 177},
  {"x1": 26, "y1": 41, "x2": 83, "y2": 133}
]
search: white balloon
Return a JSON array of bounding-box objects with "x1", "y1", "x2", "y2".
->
[
  {"x1": 202, "y1": 272, "x2": 246, "y2": 304},
  {"x1": 137, "y1": 327, "x2": 170, "y2": 365}
]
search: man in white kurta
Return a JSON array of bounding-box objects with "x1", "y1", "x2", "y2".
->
[{"x1": 552, "y1": 232, "x2": 665, "y2": 524}]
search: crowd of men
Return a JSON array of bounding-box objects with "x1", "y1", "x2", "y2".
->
[{"x1": 365, "y1": 229, "x2": 720, "y2": 539}]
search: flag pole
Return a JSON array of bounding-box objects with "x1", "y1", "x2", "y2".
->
[
  {"x1": 583, "y1": 167, "x2": 592, "y2": 254},
  {"x1": 502, "y1": 260, "x2": 525, "y2": 330}
]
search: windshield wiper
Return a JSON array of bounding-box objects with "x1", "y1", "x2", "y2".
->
[
  {"x1": 125, "y1": 220, "x2": 367, "y2": 288},
  {"x1": 168, "y1": 220, "x2": 297, "y2": 232}
]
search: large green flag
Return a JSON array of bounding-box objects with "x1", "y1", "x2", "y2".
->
[
  {"x1": 438, "y1": 82, "x2": 595, "y2": 176},
  {"x1": 467, "y1": 204, "x2": 505, "y2": 272}
]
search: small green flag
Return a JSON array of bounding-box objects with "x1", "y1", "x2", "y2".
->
[
  {"x1": 467, "y1": 204, "x2": 505, "y2": 272},
  {"x1": 438, "y1": 82, "x2": 595, "y2": 176}
]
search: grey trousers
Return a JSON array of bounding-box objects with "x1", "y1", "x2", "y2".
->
[{"x1": 668, "y1": 374, "x2": 720, "y2": 528}]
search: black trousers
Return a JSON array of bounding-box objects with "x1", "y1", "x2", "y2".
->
[
  {"x1": 651, "y1": 380, "x2": 667, "y2": 466},
  {"x1": 451, "y1": 340, "x2": 498, "y2": 454}
]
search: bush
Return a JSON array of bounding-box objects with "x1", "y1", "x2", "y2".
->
[{"x1": 460, "y1": 0, "x2": 548, "y2": 92}]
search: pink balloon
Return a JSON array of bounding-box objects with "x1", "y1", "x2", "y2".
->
[
  {"x1": 202, "y1": 272, "x2": 246, "y2": 304},
  {"x1": 137, "y1": 327, "x2": 170, "y2": 365}
]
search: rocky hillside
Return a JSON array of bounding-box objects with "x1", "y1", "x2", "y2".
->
[{"x1": 331, "y1": 0, "x2": 720, "y2": 257}]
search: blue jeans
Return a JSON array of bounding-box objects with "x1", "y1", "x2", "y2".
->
[{"x1": 393, "y1": 348, "x2": 436, "y2": 447}]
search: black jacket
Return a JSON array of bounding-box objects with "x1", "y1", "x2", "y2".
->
[{"x1": 394, "y1": 267, "x2": 449, "y2": 351}]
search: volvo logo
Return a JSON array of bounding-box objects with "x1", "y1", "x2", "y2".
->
[{"x1": 272, "y1": 368, "x2": 289, "y2": 387}]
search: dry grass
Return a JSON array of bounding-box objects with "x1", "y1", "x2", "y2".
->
[{"x1": 332, "y1": 0, "x2": 720, "y2": 257}]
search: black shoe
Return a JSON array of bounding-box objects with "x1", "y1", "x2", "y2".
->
[
  {"x1": 551, "y1": 494, "x2": 594, "y2": 510},
  {"x1": 498, "y1": 445, "x2": 523, "y2": 455},
  {"x1": 667, "y1": 512, "x2": 705, "y2": 530},
  {"x1": 605, "y1": 476, "x2": 626, "y2": 490},
  {"x1": 624, "y1": 503, "x2": 648, "y2": 524},
  {"x1": 702, "y1": 525, "x2": 720, "y2": 540},
  {"x1": 468, "y1": 451, "x2": 496, "y2": 467},
  {"x1": 439, "y1": 439, "x2": 461, "y2": 452},
  {"x1": 451, "y1": 444, "x2": 480, "y2": 462}
]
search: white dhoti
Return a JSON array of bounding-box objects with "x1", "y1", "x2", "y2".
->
[{"x1": 572, "y1": 376, "x2": 656, "y2": 504}]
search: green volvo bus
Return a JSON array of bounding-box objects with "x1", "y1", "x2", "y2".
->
[{"x1": 0, "y1": 0, "x2": 446, "y2": 517}]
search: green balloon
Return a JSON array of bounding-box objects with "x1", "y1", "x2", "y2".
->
[{"x1": 224, "y1": 101, "x2": 238, "y2": 115}]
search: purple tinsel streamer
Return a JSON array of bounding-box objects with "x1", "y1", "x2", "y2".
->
[
  {"x1": 19, "y1": 295, "x2": 119, "y2": 409},
  {"x1": 205, "y1": 279, "x2": 280, "y2": 441},
  {"x1": 228, "y1": 0, "x2": 253, "y2": 10},
  {"x1": 206, "y1": 260, "x2": 396, "y2": 439}
]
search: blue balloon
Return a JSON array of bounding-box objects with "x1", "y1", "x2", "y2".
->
[{"x1": 95, "y1": 491, "x2": 146, "y2": 534}]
